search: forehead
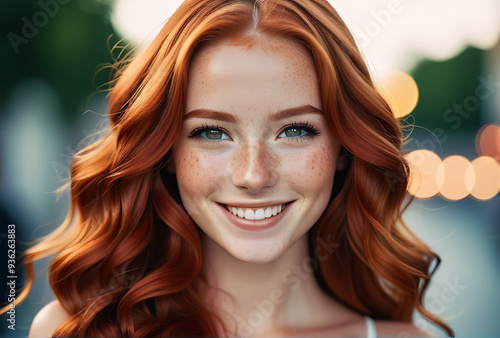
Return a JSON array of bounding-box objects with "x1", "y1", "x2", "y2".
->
[
  {"x1": 190, "y1": 37, "x2": 314, "y2": 75},
  {"x1": 186, "y1": 38, "x2": 321, "y2": 114}
]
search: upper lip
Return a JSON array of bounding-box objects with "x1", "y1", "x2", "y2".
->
[{"x1": 218, "y1": 201, "x2": 293, "y2": 208}]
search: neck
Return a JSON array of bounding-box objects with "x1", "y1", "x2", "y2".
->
[{"x1": 200, "y1": 232, "x2": 338, "y2": 336}]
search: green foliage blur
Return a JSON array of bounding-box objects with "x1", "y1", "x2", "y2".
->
[
  {"x1": 411, "y1": 47, "x2": 484, "y2": 134},
  {"x1": 1, "y1": 0, "x2": 118, "y2": 121}
]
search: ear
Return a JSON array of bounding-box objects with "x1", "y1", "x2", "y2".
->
[{"x1": 335, "y1": 147, "x2": 350, "y2": 172}]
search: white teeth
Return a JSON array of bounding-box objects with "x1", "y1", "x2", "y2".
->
[
  {"x1": 225, "y1": 204, "x2": 285, "y2": 220},
  {"x1": 244, "y1": 209, "x2": 255, "y2": 220},
  {"x1": 238, "y1": 208, "x2": 245, "y2": 218},
  {"x1": 255, "y1": 209, "x2": 265, "y2": 220},
  {"x1": 265, "y1": 207, "x2": 272, "y2": 218}
]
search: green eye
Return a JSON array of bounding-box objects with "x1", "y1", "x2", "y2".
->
[
  {"x1": 189, "y1": 126, "x2": 231, "y2": 141},
  {"x1": 278, "y1": 124, "x2": 319, "y2": 138},
  {"x1": 204, "y1": 129, "x2": 226, "y2": 140},
  {"x1": 283, "y1": 127, "x2": 305, "y2": 137}
]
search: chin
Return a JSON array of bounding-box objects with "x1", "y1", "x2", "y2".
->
[
  {"x1": 231, "y1": 250, "x2": 283, "y2": 264},
  {"x1": 221, "y1": 237, "x2": 298, "y2": 264}
]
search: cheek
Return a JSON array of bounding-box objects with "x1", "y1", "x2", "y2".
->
[
  {"x1": 173, "y1": 146, "x2": 225, "y2": 200},
  {"x1": 281, "y1": 143, "x2": 337, "y2": 196}
]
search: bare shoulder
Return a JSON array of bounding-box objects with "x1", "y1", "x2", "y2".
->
[
  {"x1": 29, "y1": 300, "x2": 71, "y2": 338},
  {"x1": 375, "y1": 320, "x2": 439, "y2": 337}
]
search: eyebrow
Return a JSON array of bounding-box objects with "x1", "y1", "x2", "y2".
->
[
  {"x1": 184, "y1": 109, "x2": 238, "y2": 123},
  {"x1": 267, "y1": 105, "x2": 323, "y2": 122},
  {"x1": 184, "y1": 104, "x2": 323, "y2": 123}
]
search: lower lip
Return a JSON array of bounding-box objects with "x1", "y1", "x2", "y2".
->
[{"x1": 218, "y1": 203, "x2": 290, "y2": 231}]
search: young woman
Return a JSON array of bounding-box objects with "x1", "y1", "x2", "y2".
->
[{"x1": 12, "y1": 0, "x2": 453, "y2": 336}]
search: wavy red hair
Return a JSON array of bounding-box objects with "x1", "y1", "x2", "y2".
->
[{"x1": 4, "y1": 0, "x2": 453, "y2": 336}]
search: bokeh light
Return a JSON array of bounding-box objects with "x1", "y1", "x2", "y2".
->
[
  {"x1": 467, "y1": 156, "x2": 500, "y2": 200},
  {"x1": 406, "y1": 152, "x2": 500, "y2": 201},
  {"x1": 111, "y1": 0, "x2": 184, "y2": 46},
  {"x1": 475, "y1": 124, "x2": 500, "y2": 161},
  {"x1": 405, "y1": 149, "x2": 441, "y2": 198},
  {"x1": 436, "y1": 156, "x2": 474, "y2": 201},
  {"x1": 111, "y1": 0, "x2": 500, "y2": 77},
  {"x1": 376, "y1": 72, "x2": 419, "y2": 118}
]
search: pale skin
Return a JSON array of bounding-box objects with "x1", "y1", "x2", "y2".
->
[{"x1": 29, "y1": 38, "x2": 434, "y2": 337}]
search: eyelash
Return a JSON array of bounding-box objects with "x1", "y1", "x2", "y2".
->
[
  {"x1": 277, "y1": 122, "x2": 321, "y2": 140},
  {"x1": 188, "y1": 124, "x2": 231, "y2": 143},
  {"x1": 188, "y1": 122, "x2": 321, "y2": 143}
]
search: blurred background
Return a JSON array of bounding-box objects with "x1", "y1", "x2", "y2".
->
[{"x1": 1, "y1": 0, "x2": 499, "y2": 337}]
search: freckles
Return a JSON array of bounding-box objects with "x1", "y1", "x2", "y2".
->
[
  {"x1": 273, "y1": 153, "x2": 281, "y2": 166},
  {"x1": 229, "y1": 147, "x2": 244, "y2": 168},
  {"x1": 177, "y1": 149, "x2": 226, "y2": 200},
  {"x1": 177, "y1": 150, "x2": 205, "y2": 181},
  {"x1": 310, "y1": 158, "x2": 316, "y2": 173},
  {"x1": 292, "y1": 145, "x2": 335, "y2": 188},
  {"x1": 176, "y1": 149, "x2": 201, "y2": 182}
]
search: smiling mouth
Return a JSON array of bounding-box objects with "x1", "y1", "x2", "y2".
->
[{"x1": 224, "y1": 203, "x2": 286, "y2": 220}]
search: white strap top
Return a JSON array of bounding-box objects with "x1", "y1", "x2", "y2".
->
[{"x1": 364, "y1": 316, "x2": 377, "y2": 338}]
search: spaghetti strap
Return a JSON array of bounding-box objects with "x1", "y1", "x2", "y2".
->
[{"x1": 364, "y1": 316, "x2": 377, "y2": 338}]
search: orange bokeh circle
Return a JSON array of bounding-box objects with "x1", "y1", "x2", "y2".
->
[
  {"x1": 376, "y1": 72, "x2": 419, "y2": 118},
  {"x1": 467, "y1": 156, "x2": 500, "y2": 200},
  {"x1": 475, "y1": 124, "x2": 500, "y2": 161},
  {"x1": 436, "y1": 156, "x2": 474, "y2": 201},
  {"x1": 405, "y1": 150, "x2": 441, "y2": 198}
]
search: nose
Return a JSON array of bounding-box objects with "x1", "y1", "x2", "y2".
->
[{"x1": 230, "y1": 142, "x2": 278, "y2": 193}]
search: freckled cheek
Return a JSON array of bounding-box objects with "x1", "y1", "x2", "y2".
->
[
  {"x1": 174, "y1": 147, "x2": 227, "y2": 198},
  {"x1": 280, "y1": 145, "x2": 336, "y2": 193}
]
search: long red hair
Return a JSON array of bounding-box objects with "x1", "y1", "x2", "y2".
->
[{"x1": 6, "y1": 0, "x2": 453, "y2": 336}]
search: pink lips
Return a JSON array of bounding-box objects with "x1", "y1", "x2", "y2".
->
[{"x1": 218, "y1": 203, "x2": 289, "y2": 231}]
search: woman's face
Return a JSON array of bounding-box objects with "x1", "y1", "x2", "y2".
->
[{"x1": 172, "y1": 38, "x2": 342, "y2": 263}]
